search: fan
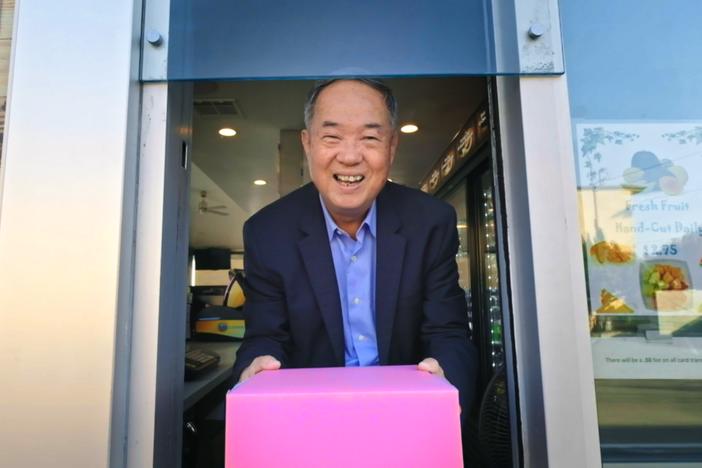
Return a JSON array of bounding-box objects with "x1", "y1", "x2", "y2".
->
[
  {"x1": 198, "y1": 190, "x2": 229, "y2": 216},
  {"x1": 478, "y1": 366, "x2": 512, "y2": 467}
]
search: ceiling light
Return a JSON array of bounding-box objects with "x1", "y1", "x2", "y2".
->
[
  {"x1": 253, "y1": 179, "x2": 267, "y2": 186},
  {"x1": 400, "y1": 124, "x2": 419, "y2": 134},
  {"x1": 218, "y1": 128, "x2": 237, "y2": 137}
]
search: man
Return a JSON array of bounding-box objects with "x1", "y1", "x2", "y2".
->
[{"x1": 232, "y1": 78, "x2": 477, "y2": 415}]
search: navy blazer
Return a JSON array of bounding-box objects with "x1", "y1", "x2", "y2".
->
[{"x1": 233, "y1": 182, "x2": 478, "y2": 412}]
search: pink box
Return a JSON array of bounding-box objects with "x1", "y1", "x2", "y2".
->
[{"x1": 226, "y1": 365, "x2": 463, "y2": 468}]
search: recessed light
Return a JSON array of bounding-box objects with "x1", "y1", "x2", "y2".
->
[
  {"x1": 218, "y1": 128, "x2": 237, "y2": 137},
  {"x1": 400, "y1": 124, "x2": 419, "y2": 134},
  {"x1": 253, "y1": 179, "x2": 267, "y2": 186}
]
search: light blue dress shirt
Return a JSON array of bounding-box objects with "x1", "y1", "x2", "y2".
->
[{"x1": 320, "y1": 196, "x2": 379, "y2": 366}]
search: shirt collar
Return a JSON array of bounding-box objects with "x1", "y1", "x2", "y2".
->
[{"x1": 319, "y1": 195, "x2": 377, "y2": 241}]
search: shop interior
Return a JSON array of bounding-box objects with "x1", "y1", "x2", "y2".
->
[{"x1": 181, "y1": 77, "x2": 515, "y2": 468}]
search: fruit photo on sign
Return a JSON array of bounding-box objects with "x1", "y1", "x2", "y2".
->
[
  {"x1": 640, "y1": 260, "x2": 691, "y2": 311},
  {"x1": 621, "y1": 150, "x2": 688, "y2": 196},
  {"x1": 596, "y1": 288, "x2": 634, "y2": 314},
  {"x1": 590, "y1": 241, "x2": 635, "y2": 264}
]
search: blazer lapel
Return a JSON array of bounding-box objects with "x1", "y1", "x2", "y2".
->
[
  {"x1": 375, "y1": 187, "x2": 406, "y2": 364},
  {"x1": 297, "y1": 196, "x2": 345, "y2": 366}
]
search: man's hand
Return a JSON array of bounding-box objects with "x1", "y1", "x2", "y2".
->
[
  {"x1": 418, "y1": 358, "x2": 461, "y2": 413},
  {"x1": 417, "y1": 357, "x2": 444, "y2": 378},
  {"x1": 238, "y1": 355, "x2": 281, "y2": 383}
]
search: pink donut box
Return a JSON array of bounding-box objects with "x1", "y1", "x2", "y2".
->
[{"x1": 226, "y1": 365, "x2": 463, "y2": 468}]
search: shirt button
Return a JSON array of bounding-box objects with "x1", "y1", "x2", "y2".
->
[
  {"x1": 351, "y1": 255, "x2": 357, "y2": 263},
  {"x1": 353, "y1": 297, "x2": 361, "y2": 305},
  {"x1": 358, "y1": 334, "x2": 366, "y2": 341}
]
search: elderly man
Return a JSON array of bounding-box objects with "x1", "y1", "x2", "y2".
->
[{"x1": 232, "y1": 78, "x2": 477, "y2": 416}]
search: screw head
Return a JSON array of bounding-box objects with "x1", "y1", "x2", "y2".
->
[
  {"x1": 146, "y1": 29, "x2": 163, "y2": 46},
  {"x1": 528, "y1": 23, "x2": 545, "y2": 39}
]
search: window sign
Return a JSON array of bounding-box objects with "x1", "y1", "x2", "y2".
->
[{"x1": 576, "y1": 122, "x2": 702, "y2": 379}]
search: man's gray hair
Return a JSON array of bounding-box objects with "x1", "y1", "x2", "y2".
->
[{"x1": 303, "y1": 78, "x2": 398, "y2": 129}]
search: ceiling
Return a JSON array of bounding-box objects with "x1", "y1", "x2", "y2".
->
[{"x1": 189, "y1": 77, "x2": 487, "y2": 251}]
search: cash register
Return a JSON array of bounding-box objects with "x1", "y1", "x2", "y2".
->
[{"x1": 185, "y1": 347, "x2": 221, "y2": 380}]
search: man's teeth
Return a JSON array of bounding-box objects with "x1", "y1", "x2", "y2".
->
[{"x1": 335, "y1": 175, "x2": 364, "y2": 183}]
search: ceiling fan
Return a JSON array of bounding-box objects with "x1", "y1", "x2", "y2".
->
[{"x1": 198, "y1": 190, "x2": 229, "y2": 216}]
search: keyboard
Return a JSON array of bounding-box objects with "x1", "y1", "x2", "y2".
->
[{"x1": 185, "y1": 348, "x2": 221, "y2": 380}]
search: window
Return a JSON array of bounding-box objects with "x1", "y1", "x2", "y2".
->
[{"x1": 563, "y1": 0, "x2": 702, "y2": 463}]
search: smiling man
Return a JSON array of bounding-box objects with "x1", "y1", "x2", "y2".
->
[{"x1": 233, "y1": 79, "x2": 477, "y2": 418}]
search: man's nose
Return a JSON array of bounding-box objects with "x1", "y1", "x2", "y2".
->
[{"x1": 336, "y1": 140, "x2": 363, "y2": 165}]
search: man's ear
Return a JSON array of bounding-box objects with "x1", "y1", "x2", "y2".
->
[
  {"x1": 301, "y1": 129, "x2": 311, "y2": 160},
  {"x1": 389, "y1": 130, "x2": 399, "y2": 164}
]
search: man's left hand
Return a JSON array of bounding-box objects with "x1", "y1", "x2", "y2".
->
[{"x1": 417, "y1": 357, "x2": 444, "y2": 378}]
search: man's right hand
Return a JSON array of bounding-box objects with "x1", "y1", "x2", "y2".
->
[{"x1": 238, "y1": 355, "x2": 281, "y2": 383}]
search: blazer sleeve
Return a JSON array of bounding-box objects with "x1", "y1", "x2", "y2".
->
[
  {"x1": 231, "y1": 219, "x2": 291, "y2": 384},
  {"x1": 420, "y1": 207, "x2": 478, "y2": 416}
]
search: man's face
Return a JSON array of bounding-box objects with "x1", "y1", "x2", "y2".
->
[{"x1": 301, "y1": 80, "x2": 398, "y2": 226}]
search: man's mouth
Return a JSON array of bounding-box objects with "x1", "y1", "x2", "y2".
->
[{"x1": 334, "y1": 174, "x2": 365, "y2": 186}]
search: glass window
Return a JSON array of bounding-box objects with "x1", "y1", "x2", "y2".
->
[
  {"x1": 562, "y1": 0, "x2": 702, "y2": 463},
  {"x1": 164, "y1": 0, "x2": 564, "y2": 81}
]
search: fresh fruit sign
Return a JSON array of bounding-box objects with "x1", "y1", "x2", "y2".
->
[{"x1": 576, "y1": 123, "x2": 702, "y2": 317}]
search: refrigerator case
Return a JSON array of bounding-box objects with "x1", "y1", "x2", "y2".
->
[
  {"x1": 444, "y1": 183, "x2": 473, "y2": 333},
  {"x1": 442, "y1": 167, "x2": 506, "y2": 384},
  {"x1": 479, "y1": 170, "x2": 505, "y2": 372}
]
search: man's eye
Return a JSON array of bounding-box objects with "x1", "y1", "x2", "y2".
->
[
  {"x1": 322, "y1": 135, "x2": 341, "y2": 142},
  {"x1": 363, "y1": 136, "x2": 380, "y2": 141}
]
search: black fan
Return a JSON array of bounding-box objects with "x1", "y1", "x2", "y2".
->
[
  {"x1": 198, "y1": 190, "x2": 229, "y2": 216},
  {"x1": 478, "y1": 366, "x2": 512, "y2": 467}
]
